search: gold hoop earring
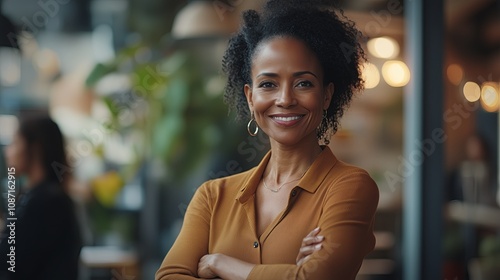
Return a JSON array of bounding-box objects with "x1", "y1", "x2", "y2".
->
[{"x1": 247, "y1": 113, "x2": 259, "y2": 136}]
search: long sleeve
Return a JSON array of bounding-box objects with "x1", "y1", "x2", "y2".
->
[
  {"x1": 156, "y1": 182, "x2": 213, "y2": 280},
  {"x1": 247, "y1": 170, "x2": 379, "y2": 280}
]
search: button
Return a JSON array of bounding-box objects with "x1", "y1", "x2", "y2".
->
[
  {"x1": 253, "y1": 241, "x2": 259, "y2": 248},
  {"x1": 291, "y1": 189, "x2": 297, "y2": 197}
]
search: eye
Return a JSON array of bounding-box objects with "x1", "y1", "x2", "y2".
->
[
  {"x1": 297, "y1": 81, "x2": 313, "y2": 88},
  {"x1": 258, "y1": 81, "x2": 276, "y2": 88}
]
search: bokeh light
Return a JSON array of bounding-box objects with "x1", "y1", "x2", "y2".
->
[
  {"x1": 381, "y1": 60, "x2": 411, "y2": 87},
  {"x1": 367, "y1": 36, "x2": 400, "y2": 59},
  {"x1": 480, "y1": 83, "x2": 499, "y2": 112},
  {"x1": 446, "y1": 64, "x2": 464, "y2": 86},
  {"x1": 463, "y1": 81, "x2": 481, "y2": 102},
  {"x1": 362, "y1": 62, "x2": 380, "y2": 89}
]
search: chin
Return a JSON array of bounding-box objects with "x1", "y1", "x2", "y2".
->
[{"x1": 268, "y1": 132, "x2": 317, "y2": 147}]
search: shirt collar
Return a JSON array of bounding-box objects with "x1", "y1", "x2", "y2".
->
[
  {"x1": 236, "y1": 146, "x2": 338, "y2": 203},
  {"x1": 236, "y1": 150, "x2": 271, "y2": 203},
  {"x1": 298, "y1": 146, "x2": 337, "y2": 193}
]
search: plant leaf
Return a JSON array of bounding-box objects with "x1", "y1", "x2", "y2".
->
[{"x1": 86, "y1": 63, "x2": 118, "y2": 87}]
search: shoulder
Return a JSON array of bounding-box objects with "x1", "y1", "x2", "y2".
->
[
  {"x1": 326, "y1": 159, "x2": 379, "y2": 202},
  {"x1": 332, "y1": 160, "x2": 375, "y2": 182},
  {"x1": 316, "y1": 159, "x2": 380, "y2": 218},
  {"x1": 25, "y1": 182, "x2": 73, "y2": 211},
  {"x1": 16, "y1": 183, "x2": 77, "y2": 234},
  {"x1": 186, "y1": 167, "x2": 257, "y2": 213},
  {"x1": 314, "y1": 147, "x2": 378, "y2": 195}
]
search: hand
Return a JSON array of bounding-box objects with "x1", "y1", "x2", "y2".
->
[
  {"x1": 296, "y1": 227, "x2": 324, "y2": 266},
  {"x1": 198, "y1": 253, "x2": 254, "y2": 280},
  {"x1": 198, "y1": 254, "x2": 220, "y2": 279}
]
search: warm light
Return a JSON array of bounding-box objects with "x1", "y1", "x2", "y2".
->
[
  {"x1": 447, "y1": 64, "x2": 464, "y2": 86},
  {"x1": 381, "y1": 60, "x2": 411, "y2": 87},
  {"x1": 480, "y1": 83, "x2": 499, "y2": 112},
  {"x1": 361, "y1": 62, "x2": 380, "y2": 89},
  {"x1": 367, "y1": 37, "x2": 400, "y2": 59},
  {"x1": 463, "y1": 81, "x2": 481, "y2": 102}
]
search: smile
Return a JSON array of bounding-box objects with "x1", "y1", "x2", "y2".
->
[
  {"x1": 272, "y1": 116, "x2": 303, "y2": 121},
  {"x1": 270, "y1": 114, "x2": 305, "y2": 127}
]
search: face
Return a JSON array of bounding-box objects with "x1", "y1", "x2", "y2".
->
[
  {"x1": 5, "y1": 133, "x2": 30, "y2": 175},
  {"x1": 244, "y1": 37, "x2": 333, "y2": 147}
]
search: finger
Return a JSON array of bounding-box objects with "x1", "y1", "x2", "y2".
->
[
  {"x1": 305, "y1": 227, "x2": 321, "y2": 238},
  {"x1": 300, "y1": 243, "x2": 322, "y2": 255},
  {"x1": 199, "y1": 254, "x2": 208, "y2": 262},
  {"x1": 297, "y1": 254, "x2": 312, "y2": 266},
  {"x1": 301, "y1": 228, "x2": 320, "y2": 246},
  {"x1": 302, "y1": 235, "x2": 325, "y2": 246},
  {"x1": 296, "y1": 243, "x2": 322, "y2": 263}
]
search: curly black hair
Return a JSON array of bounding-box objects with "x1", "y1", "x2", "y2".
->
[{"x1": 222, "y1": 0, "x2": 365, "y2": 143}]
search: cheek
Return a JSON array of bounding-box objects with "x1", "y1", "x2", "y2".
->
[
  {"x1": 303, "y1": 93, "x2": 326, "y2": 113},
  {"x1": 251, "y1": 91, "x2": 274, "y2": 112}
]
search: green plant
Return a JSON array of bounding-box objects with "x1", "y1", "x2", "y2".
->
[{"x1": 85, "y1": 41, "x2": 237, "y2": 181}]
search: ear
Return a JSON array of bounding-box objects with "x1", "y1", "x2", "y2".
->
[
  {"x1": 244, "y1": 84, "x2": 254, "y2": 112},
  {"x1": 323, "y1": 83, "x2": 334, "y2": 110}
]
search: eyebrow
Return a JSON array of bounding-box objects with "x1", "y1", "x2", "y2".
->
[{"x1": 256, "y1": 71, "x2": 318, "y2": 79}]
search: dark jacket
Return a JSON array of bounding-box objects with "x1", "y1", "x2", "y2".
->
[{"x1": 0, "y1": 180, "x2": 82, "y2": 280}]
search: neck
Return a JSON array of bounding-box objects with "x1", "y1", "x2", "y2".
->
[{"x1": 265, "y1": 135, "x2": 323, "y2": 185}]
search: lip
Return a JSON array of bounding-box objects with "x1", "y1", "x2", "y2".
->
[{"x1": 269, "y1": 113, "x2": 305, "y2": 127}]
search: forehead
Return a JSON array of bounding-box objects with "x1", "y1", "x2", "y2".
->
[{"x1": 251, "y1": 36, "x2": 323, "y2": 76}]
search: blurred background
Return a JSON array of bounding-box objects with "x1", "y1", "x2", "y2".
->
[{"x1": 0, "y1": 0, "x2": 499, "y2": 279}]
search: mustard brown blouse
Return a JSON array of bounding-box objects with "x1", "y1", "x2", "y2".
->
[{"x1": 156, "y1": 146, "x2": 379, "y2": 280}]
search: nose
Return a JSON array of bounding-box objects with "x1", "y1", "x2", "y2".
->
[{"x1": 275, "y1": 85, "x2": 297, "y2": 108}]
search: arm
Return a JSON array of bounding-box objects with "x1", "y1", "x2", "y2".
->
[
  {"x1": 156, "y1": 182, "x2": 213, "y2": 280},
  {"x1": 198, "y1": 228, "x2": 324, "y2": 280},
  {"x1": 247, "y1": 171, "x2": 379, "y2": 280},
  {"x1": 198, "y1": 253, "x2": 254, "y2": 280}
]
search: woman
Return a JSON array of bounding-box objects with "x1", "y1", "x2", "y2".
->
[
  {"x1": 156, "y1": 1, "x2": 379, "y2": 279},
  {"x1": 0, "y1": 115, "x2": 81, "y2": 280}
]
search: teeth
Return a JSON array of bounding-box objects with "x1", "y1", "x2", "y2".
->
[{"x1": 273, "y1": 116, "x2": 302, "y2": 121}]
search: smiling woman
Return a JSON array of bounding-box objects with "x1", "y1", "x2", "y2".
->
[{"x1": 156, "y1": 1, "x2": 379, "y2": 280}]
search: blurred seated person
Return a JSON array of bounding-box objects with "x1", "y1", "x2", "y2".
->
[
  {"x1": 0, "y1": 115, "x2": 82, "y2": 280},
  {"x1": 448, "y1": 134, "x2": 497, "y2": 206}
]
